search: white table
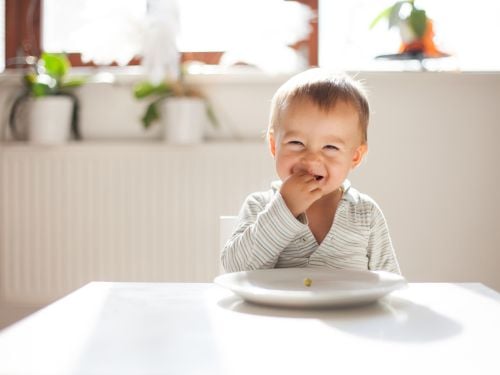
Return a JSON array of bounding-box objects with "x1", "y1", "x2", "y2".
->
[{"x1": 0, "y1": 282, "x2": 499, "y2": 375}]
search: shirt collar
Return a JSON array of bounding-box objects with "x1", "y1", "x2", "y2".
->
[{"x1": 341, "y1": 179, "x2": 356, "y2": 203}]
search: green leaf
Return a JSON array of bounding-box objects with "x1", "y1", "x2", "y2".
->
[
  {"x1": 41, "y1": 53, "x2": 70, "y2": 81},
  {"x1": 409, "y1": 8, "x2": 427, "y2": 38},
  {"x1": 61, "y1": 77, "x2": 87, "y2": 89},
  {"x1": 24, "y1": 72, "x2": 52, "y2": 96},
  {"x1": 142, "y1": 102, "x2": 160, "y2": 129},
  {"x1": 134, "y1": 82, "x2": 155, "y2": 99},
  {"x1": 23, "y1": 72, "x2": 37, "y2": 86},
  {"x1": 134, "y1": 81, "x2": 173, "y2": 99},
  {"x1": 31, "y1": 82, "x2": 52, "y2": 97},
  {"x1": 370, "y1": 1, "x2": 414, "y2": 30},
  {"x1": 22, "y1": 52, "x2": 82, "y2": 97},
  {"x1": 388, "y1": 1, "x2": 406, "y2": 29},
  {"x1": 369, "y1": 4, "x2": 394, "y2": 29},
  {"x1": 205, "y1": 103, "x2": 219, "y2": 129}
]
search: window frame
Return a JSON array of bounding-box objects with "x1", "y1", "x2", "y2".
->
[{"x1": 5, "y1": 0, "x2": 317, "y2": 69}]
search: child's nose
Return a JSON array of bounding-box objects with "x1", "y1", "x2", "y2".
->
[
  {"x1": 297, "y1": 153, "x2": 323, "y2": 174},
  {"x1": 302, "y1": 151, "x2": 322, "y2": 164}
]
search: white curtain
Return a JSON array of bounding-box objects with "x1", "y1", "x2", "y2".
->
[{"x1": 42, "y1": 0, "x2": 314, "y2": 76}]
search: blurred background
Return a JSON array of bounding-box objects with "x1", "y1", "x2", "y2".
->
[{"x1": 1, "y1": 0, "x2": 499, "y2": 329}]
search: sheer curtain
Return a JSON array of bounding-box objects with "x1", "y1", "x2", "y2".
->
[
  {"x1": 42, "y1": 0, "x2": 314, "y2": 74},
  {"x1": 42, "y1": 0, "x2": 147, "y2": 65}
]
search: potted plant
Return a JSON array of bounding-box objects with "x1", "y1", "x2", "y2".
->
[
  {"x1": 370, "y1": 0, "x2": 446, "y2": 58},
  {"x1": 133, "y1": 75, "x2": 218, "y2": 144},
  {"x1": 9, "y1": 52, "x2": 86, "y2": 144}
]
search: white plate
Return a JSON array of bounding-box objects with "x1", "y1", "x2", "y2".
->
[{"x1": 214, "y1": 268, "x2": 407, "y2": 308}]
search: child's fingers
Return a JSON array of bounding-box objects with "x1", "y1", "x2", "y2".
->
[
  {"x1": 304, "y1": 176, "x2": 324, "y2": 191},
  {"x1": 284, "y1": 171, "x2": 324, "y2": 196},
  {"x1": 297, "y1": 172, "x2": 319, "y2": 184},
  {"x1": 310, "y1": 185, "x2": 324, "y2": 197}
]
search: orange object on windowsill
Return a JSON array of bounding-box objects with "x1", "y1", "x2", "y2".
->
[{"x1": 399, "y1": 20, "x2": 447, "y2": 57}]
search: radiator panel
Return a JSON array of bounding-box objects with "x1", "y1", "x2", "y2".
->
[{"x1": 0, "y1": 143, "x2": 275, "y2": 304}]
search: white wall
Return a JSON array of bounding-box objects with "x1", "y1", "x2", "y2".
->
[
  {"x1": 350, "y1": 72, "x2": 500, "y2": 290},
  {"x1": 1, "y1": 71, "x2": 499, "y2": 292}
]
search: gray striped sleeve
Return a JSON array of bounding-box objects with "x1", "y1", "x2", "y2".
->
[
  {"x1": 366, "y1": 200, "x2": 401, "y2": 274},
  {"x1": 221, "y1": 191, "x2": 307, "y2": 272}
]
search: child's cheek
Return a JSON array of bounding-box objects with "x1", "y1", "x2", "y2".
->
[
  {"x1": 275, "y1": 157, "x2": 294, "y2": 180},
  {"x1": 291, "y1": 164, "x2": 306, "y2": 174}
]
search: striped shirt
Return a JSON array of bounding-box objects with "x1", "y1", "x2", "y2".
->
[{"x1": 221, "y1": 180, "x2": 401, "y2": 274}]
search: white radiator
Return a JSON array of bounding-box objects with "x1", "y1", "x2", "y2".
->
[{"x1": 0, "y1": 142, "x2": 275, "y2": 304}]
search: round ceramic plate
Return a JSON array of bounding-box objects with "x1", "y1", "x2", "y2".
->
[{"x1": 214, "y1": 268, "x2": 407, "y2": 308}]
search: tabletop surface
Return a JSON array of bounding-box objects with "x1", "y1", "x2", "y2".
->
[{"x1": 0, "y1": 282, "x2": 499, "y2": 375}]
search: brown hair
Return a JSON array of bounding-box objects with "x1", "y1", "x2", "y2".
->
[{"x1": 268, "y1": 69, "x2": 370, "y2": 143}]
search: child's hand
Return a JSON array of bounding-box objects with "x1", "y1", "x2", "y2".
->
[{"x1": 280, "y1": 171, "x2": 324, "y2": 217}]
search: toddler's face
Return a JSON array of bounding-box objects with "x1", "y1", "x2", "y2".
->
[{"x1": 271, "y1": 99, "x2": 367, "y2": 196}]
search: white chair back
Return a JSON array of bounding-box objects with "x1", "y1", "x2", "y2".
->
[{"x1": 219, "y1": 216, "x2": 238, "y2": 274}]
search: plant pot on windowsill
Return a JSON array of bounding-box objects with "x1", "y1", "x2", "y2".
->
[
  {"x1": 370, "y1": 0, "x2": 448, "y2": 60},
  {"x1": 133, "y1": 80, "x2": 218, "y2": 145},
  {"x1": 9, "y1": 53, "x2": 85, "y2": 145}
]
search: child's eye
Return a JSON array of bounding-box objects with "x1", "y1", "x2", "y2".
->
[
  {"x1": 324, "y1": 145, "x2": 339, "y2": 151},
  {"x1": 287, "y1": 140, "x2": 304, "y2": 147}
]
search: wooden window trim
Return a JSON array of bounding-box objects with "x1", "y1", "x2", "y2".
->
[
  {"x1": 5, "y1": 0, "x2": 41, "y2": 67},
  {"x1": 296, "y1": 0, "x2": 318, "y2": 67},
  {"x1": 5, "y1": 0, "x2": 317, "y2": 69}
]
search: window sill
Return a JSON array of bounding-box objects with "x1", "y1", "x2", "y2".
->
[
  {"x1": 3, "y1": 64, "x2": 500, "y2": 89},
  {"x1": 0, "y1": 65, "x2": 296, "y2": 87}
]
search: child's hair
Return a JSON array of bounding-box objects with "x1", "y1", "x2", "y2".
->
[{"x1": 268, "y1": 68, "x2": 370, "y2": 144}]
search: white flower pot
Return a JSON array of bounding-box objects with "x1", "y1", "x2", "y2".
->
[
  {"x1": 161, "y1": 97, "x2": 206, "y2": 144},
  {"x1": 28, "y1": 96, "x2": 73, "y2": 145}
]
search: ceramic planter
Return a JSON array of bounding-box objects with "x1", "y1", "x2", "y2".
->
[
  {"x1": 161, "y1": 97, "x2": 206, "y2": 144},
  {"x1": 28, "y1": 96, "x2": 73, "y2": 144}
]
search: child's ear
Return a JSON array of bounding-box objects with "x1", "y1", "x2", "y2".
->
[
  {"x1": 268, "y1": 131, "x2": 276, "y2": 157},
  {"x1": 351, "y1": 143, "x2": 368, "y2": 169}
]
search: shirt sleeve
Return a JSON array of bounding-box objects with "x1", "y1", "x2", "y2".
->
[
  {"x1": 367, "y1": 202, "x2": 401, "y2": 274},
  {"x1": 221, "y1": 191, "x2": 307, "y2": 272}
]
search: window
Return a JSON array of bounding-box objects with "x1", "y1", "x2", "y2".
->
[
  {"x1": 42, "y1": 0, "x2": 147, "y2": 65},
  {"x1": 5, "y1": 0, "x2": 500, "y2": 72},
  {"x1": 319, "y1": 0, "x2": 500, "y2": 71},
  {"x1": 5, "y1": 0, "x2": 318, "y2": 71}
]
